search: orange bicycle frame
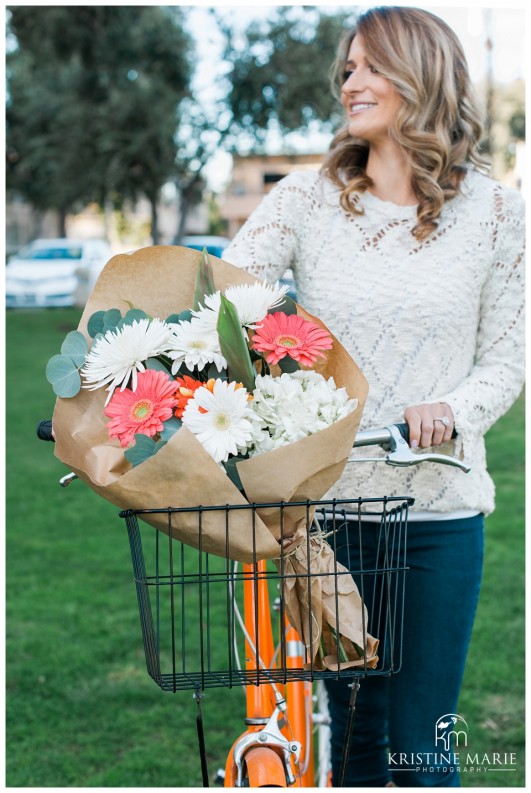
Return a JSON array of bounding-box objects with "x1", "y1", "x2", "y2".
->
[{"x1": 224, "y1": 559, "x2": 314, "y2": 787}]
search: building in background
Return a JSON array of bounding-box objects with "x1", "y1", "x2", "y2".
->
[
  {"x1": 220, "y1": 153, "x2": 323, "y2": 239},
  {"x1": 5, "y1": 190, "x2": 209, "y2": 259}
]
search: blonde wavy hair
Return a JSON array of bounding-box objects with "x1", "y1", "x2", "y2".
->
[{"x1": 322, "y1": 6, "x2": 487, "y2": 241}]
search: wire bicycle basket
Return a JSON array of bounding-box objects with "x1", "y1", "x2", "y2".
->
[{"x1": 121, "y1": 496, "x2": 412, "y2": 692}]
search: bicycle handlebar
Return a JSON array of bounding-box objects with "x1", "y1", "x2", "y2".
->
[
  {"x1": 36, "y1": 419, "x2": 470, "y2": 474},
  {"x1": 37, "y1": 419, "x2": 54, "y2": 442},
  {"x1": 353, "y1": 422, "x2": 457, "y2": 447},
  {"x1": 350, "y1": 423, "x2": 469, "y2": 472}
]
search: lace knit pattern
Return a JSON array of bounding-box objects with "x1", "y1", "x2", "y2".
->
[{"x1": 223, "y1": 168, "x2": 525, "y2": 515}]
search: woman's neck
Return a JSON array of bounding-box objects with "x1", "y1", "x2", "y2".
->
[{"x1": 366, "y1": 144, "x2": 417, "y2": 206}]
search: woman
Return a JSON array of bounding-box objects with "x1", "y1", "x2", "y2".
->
[{"x1": 223, "y1": 6, "x2": 525, "y2": 787}]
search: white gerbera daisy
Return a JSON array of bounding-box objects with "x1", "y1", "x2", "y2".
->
[
  {"x1": 81, "y1": 318, "x2": 174, "y2": 403},
  {"x1": 192, "y1": 281, "x2": 290, "y2": 330},
  {"x1": 182, "y1": 379, "x2": 256, "y2": 463},
  {"x1": 190, "y1": 294, "x2": 222, "y2": 334},
  {"x1": 167, "y1": 319, "x2": 227, "y2": 374}
]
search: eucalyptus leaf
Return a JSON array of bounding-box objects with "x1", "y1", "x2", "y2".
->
[
  {"x1": 124, "y1": 434, "x2": 157, "y2": 467},
  {"x1": 217, "y1": 294, "x2": 256, "y2": 392},
  {"x1": 102, "y1": 308, "x2": 123, "y2": 332},
  {"x1": 193, "y1": 247, "x2": 216, "y2": 310},
  {"x1": 87, "y1": 310, "x2": 106, "y2": 338},
  {"x1": 60, "y1": 331, "x2": 88, "y2": 367},
  {"x1": 178, "y1": 308, "x2": 194, "y2": 323},
  {"x1": 160, "y1": 417, "x2": 182, "y2": 441},
  {"x1": 269, "y1": 294, "x2": 297, "y2": 316},
  {"x1": 278, "y1": 355, "x2": 300, "y2": 374},
  {"x1": 117, "y1": 309, "x2": 148, "y2": 328},
  {"x1": 154, "y1": 440, "x2": 168, "y2": 453},
  {"x1": 145, "y1": 357, "x2": 172, "y2": 374},
  {"x1": 166, "y1": 313, "x2": 181, "y2": 325},
  {"x1": 45, "y1": 354, "x2": 82, "y2": 397}
]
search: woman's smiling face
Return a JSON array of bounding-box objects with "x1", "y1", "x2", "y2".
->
[{"x1": 341, "y1": 34, "x2": 402, "y2": 146}]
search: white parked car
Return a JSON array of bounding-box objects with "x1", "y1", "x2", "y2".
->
[{"x1": 5, "y1": 237, "x2": 112, "y2": 308}]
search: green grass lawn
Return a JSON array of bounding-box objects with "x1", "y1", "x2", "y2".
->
[{"x1": 6, "y1": 308, "x2": 525, "y2": 787}]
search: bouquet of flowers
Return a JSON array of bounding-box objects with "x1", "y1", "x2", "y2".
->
[{"x1": 48, "y1": 245, "x2": 377, "y2": 669}]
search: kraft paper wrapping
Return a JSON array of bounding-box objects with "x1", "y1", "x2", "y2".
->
[
  {"x1": 53, "y1": 245, "x2": 369, "y2": 564},
  {"x1": 277, "y1": 536, "x2": 379, "y2": 670}
]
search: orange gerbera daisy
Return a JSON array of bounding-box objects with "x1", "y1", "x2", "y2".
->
[
  {"x1": 104, "y1": 369, "x2": 178, "y2": 448},
  {"x1": 251, "y1": 312, "x2": 333, "y2": 367},
  {"x1": 173, "y1": 374, "x2": 204, "y2": 419}
]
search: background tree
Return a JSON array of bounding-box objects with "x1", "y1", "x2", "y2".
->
[
  {"x1": 222, "y1": 7, "x2": 358, "y2": 152},
  {"x1": 6, "y1": 6, "x2": 193, "y2": 242}
]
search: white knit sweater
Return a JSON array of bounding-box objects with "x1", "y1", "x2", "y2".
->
[{"x1": 223, "y1": 168, "x2": 525, "y2": 516}]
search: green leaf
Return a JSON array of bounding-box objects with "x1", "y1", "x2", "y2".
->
[
  {"x1": 269, "y1": 295, "x2": 298, "y2": 316},
  {"x1": 166, "y1": 313, "x2": 181, "y2": 324},
  {"x1": 222, "y1": 455, "x2": 247, "y2": 492},
  {"x1": 160, "y1": 417, "x2": 182, "y2": 441},
  {"x1": 87, "y1": 310, "x2": 105, "y2": 338},
  {"x1": 193, "y1": 247, "x2": 216, "y2": 310},
  {"x1": 217, "y1": 294, "x2": 256, "y2": 392},
  {"x1": 60, "y1": 331, "x2": 88, "y2": 367},
  {"x1": 207, "y1": 363, "x2": 228, "y2": 381},
  {"x1": 45, "y1": 354, "x2": 82, "y2": 397},
  {"x1": 278, "y1": 355, "x2": 300, "y2": 373},
  {"x1": 145, "y1": 357, "x2": 172, "y2": 374},
  {"x1": 124, "y1": 434, "x2": 157, "y2": 467},
  {"x1": 102, "y1": 308, "x2": 122, "y2": 332},
  {"x1": 328, "y1": 624, "x2": 349, "y2": 663},
  {"x1": 117, "y1": 309, "x2": 148, "y2": 328},
  {"x1": 176, "y1": 362, "x2": 197, "y2": 379}
]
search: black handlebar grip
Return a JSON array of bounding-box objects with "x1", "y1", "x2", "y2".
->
[
  {"x1": 395, "y1": 422, "x2": 411, "y2": 443},
  {"x1": 396, "y1": 421, "x2": 457, "y2": 444},
  {"x1": 37, "y1": 419, "x2": 55, "y2": 442}
]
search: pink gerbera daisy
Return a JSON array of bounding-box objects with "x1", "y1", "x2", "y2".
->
[
  {"x1": 250, "y1": 312, "x2": 333, "y2": 367},
  {"x1": 104, "y1": 369, "x2": 178, "y2": 448}
]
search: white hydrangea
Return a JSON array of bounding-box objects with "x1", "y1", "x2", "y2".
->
[{"x1": 248, "y1": 371, "x2": 357, "y2": 456}]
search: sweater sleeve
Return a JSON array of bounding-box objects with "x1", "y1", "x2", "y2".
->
[
  {"x1": 222, "y1": 170, "x2": 321, "y2": 283},
  {"x1": 428, "y1": 185, "x2": 525, "y2": 448}
]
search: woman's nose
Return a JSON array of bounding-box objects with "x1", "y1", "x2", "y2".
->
[{"x1": 342, "y1": 70, "x2": 362, "y2": 93}]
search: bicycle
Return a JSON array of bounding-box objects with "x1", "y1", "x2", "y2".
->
[{"x1": 38, "y1": 420, "x2": 469, "y2": 787}]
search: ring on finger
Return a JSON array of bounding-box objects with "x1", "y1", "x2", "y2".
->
[{"x1": 433, "y1": 416, "x2": 450, "y2": 427}]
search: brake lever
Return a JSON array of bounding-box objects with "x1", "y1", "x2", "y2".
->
[
  {"x1": 60, "y1": 472, "x2": 78, "y2": 487},
  {"x1": 348, "y1": 425, "x2": 471, "y2": 473}
]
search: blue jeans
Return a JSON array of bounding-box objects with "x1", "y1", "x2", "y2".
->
[{"x1": 325, "y1": 514, "x2": 484, "y2": 787}]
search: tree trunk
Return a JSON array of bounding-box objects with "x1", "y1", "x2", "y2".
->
[
  {"x1": 32, "y1": 208, "x2": 44, "y2": 239},
  {"x1": 58, "y1": 208, "x2": 67, "y2": 237},
  {"x1": 172, "y1": 193, "x2": 188, "y2": 245},
  {"x1": 150, "y1": 195, "x2": 159, "y2": 245}
]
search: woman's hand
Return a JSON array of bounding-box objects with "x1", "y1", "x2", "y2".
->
[{"x1": 403, "y1": 402, "x2": 454, "y2": 448}]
